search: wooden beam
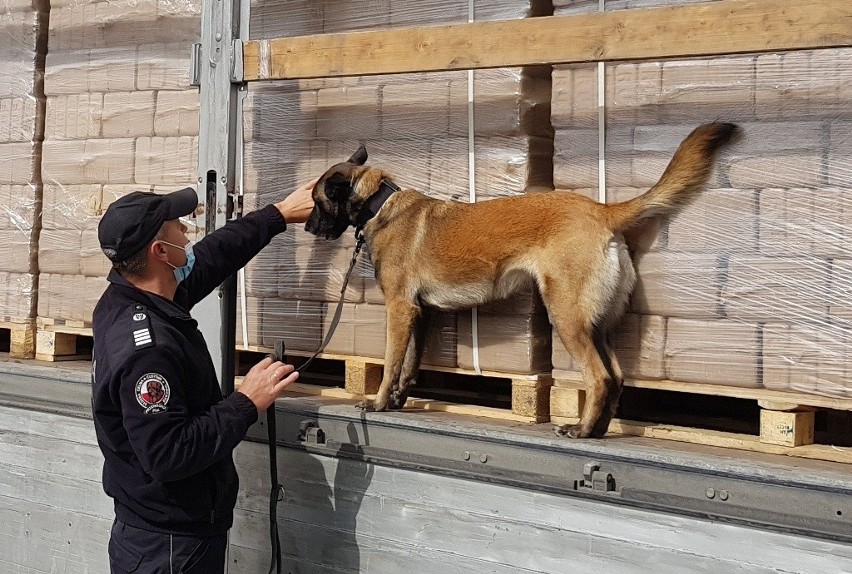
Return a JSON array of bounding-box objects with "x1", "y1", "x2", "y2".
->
[{"x1": 243, "y1": 0, "x2": 852, "y2": 81}]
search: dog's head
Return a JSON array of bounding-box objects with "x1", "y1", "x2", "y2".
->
[{"x1": 305, "y1": 145, "x2": 370, "y2": 240}]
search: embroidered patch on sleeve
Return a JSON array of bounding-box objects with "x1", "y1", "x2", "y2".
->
[{"x1": 135, "y1": 373, "x2": 171, "y2": 414}]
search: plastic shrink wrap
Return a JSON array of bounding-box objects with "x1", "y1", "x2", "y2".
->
[
  {"x1": 550, "y1": 1, "x2": 852, "y2": 398},
  {"x1": 239, "y1": 0, "x2": 554, "y2": 373},
  {"x1": 0, "y1": 0, "x2": 48, "y2": 321},
  {"x1": 39, "y1": 0, "x2": 201, "y2": 322}
]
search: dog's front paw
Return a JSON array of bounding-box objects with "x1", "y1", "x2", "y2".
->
[
  {"x1": 554, "y1": 424, "x2": 592, "y2": 439},
  {"x1": 356, "y1": 398, "x2": 388, "y2": 412},
  {"x1": 387, "y1": 389, "x2": 408, "y2": 410},
  {"x1": 356, "y1": 399, "x2": 376, "y2": 412}
]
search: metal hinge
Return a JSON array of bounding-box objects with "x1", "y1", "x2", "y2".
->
[
  {"x1": 189, "y1": 43, "x2": 202, "y2": 87},
  {"x1": 227, "y1": 192, "x2": 243, "y2": 219},
  {"x1": 230, "y1": 39, "x2": 244, "y2": 84},
  {"x1": 299, "y1": 420, "x2": 326, "y2": 445},
  {"x1": 579, "y1": 461, "x2": 616, "y2": 493}
]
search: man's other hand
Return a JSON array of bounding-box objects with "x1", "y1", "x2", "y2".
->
[{"x1": 238, "y1": 357, "x2": 299, "y2": 413}]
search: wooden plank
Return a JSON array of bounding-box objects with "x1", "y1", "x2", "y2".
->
[
  {"x1": 242, "y1": 347, "x2": 547, "y2": 381},
  {"x1": 243, "y1": 0, "x2": 852, "y2": 81},
  {"x1": 553, "y1": 373, "x2": 852, "y2": 412},
  {"x1": 278, "y1": 382, "x2": 541, "y2": 423},
  {"x1": 550, "y1": 415, "x2": 852, "y2": 464}
]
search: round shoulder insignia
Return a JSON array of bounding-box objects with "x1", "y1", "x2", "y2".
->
[
  {"x1": 135, "y1": 373, "x2": 171, "y2": 414},
  {"x1": 133, "y1": 312, "x2": 146, "y2": 321}
]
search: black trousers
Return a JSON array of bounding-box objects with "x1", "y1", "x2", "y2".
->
[{"x1": 108, "y1": 520, "x2": 228, "y2": 574}]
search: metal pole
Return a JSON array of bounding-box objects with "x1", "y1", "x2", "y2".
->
[{"x1": 193, "y1": 0, "x2": 246, "y2": 396}]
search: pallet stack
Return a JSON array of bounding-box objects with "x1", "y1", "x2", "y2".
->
[
  {"x1": 238, "y1": 0, "x2": 556, "y2": 419},
  {"x1": 549, "y1": 0, "x2": 852, "y2": 447},
  {"x1": 36, "y1": 0, "x2": 201, "y2": 358},
  {"x1": 0, "y1": 0, "x2": 49, "y2": 357}
]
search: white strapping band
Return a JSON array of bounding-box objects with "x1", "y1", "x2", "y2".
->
[{"x1": 468, "y1": 0, "x2": 482, "y2": 375}]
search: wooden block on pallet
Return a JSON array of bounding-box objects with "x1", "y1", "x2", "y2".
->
[
  {"x1": 9, "y1": 322, "x2": 36, "y2": 359},
  {"x1": 36, "y1": 330, "x2": 79, "y2": 362},
  {"x1": 344, "y1": 360, "x2": 382, "y2": 395},
  {"x1": 550, "y1": 384, "x2": 585, "y2": 419},
  {"x1": 760, "y1": 409, "x2": 815, "y2": 447},
  {"x1": 511, "y1": 378, "x2": 553, "y2": 422}
]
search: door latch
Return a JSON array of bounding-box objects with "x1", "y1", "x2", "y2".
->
[
  {"x1": 298, "y1": 420, "x2": 326, "y2": 445},
  {"x1": 579, "y1": 461, "x2": 616, "y2": 492}
]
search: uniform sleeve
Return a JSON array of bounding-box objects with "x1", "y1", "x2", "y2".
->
[
  {"x1": 116, "y1": 346, "x2": 259, "y2": 483},
  {"x1": 183, "y1": 204, "x2": 287, "y2": 308}
]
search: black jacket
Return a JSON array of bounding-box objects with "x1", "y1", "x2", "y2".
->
[{"x1": 91, "y1": 205, "x2": 286, "y2": 535}]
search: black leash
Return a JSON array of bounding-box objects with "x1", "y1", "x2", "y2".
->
[
  {"x1": 293, "y1": 227, "x2": 366, "y2": 374},
  {"x1": 265, "y1": 228, "x2": 366, "y2": 574},
  {"x1": 265, "y1": 370, "x2": 284, "y2": 574}
]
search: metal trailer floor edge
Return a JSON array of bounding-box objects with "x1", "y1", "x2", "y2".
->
[{"x1": 0, "y1": 361, "x2": 850, "y2": 573}]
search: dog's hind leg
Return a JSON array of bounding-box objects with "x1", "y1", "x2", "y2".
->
[
  {"x1": 358, "y1": 299, "x2": 420, "y2": 412},
  {"x1": 541, "y1": 276, "x2": 620, "y2": 438},
  {"x1": 550, "y1": 319, "x2": 616, "y2": 439},
  {"x1": 588, "y1": 329, "x2": 624, "y2": 437},
  {"x1": 387, "y1": 308, "x2": 430, "y2": 410}
]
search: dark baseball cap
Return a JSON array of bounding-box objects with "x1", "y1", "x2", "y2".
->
[{"x1": 98, "y1": 187, "x2": 199, "y2": 262}]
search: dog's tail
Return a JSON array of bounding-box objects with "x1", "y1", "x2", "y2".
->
[{"x1": 606, "y1": 122, "x2": 739, "y2": 232}]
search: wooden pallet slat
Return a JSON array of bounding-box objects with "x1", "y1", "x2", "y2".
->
[
  {"x1": 244, "y1": 0, "x2": 852, "y2": 81},
  {"x1": 35, "y1": 319, "x2": 93, "y2": 362},
  {"x1": 550, "y1": 376, "x2": 851, "y2": 464},
  {"x1": 237, "y1": 347, "x2": 552, "y2": 423},
  {"x1": 0, "y1": 320, "x2": 37, "y2": 360}
]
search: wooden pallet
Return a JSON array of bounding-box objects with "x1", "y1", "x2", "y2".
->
[
  {"x1": 35, "y1": 318, "x2": 93, "y2": 362},
  {"x1": 551, "y1": 371, "x2": 852, "y2": 464},
  {"x1": 0, "y1": 317, "x2": 37, "y2": 359},
  {"x1": 237, "y1": 345, "x2": 553, "y2": 423}
]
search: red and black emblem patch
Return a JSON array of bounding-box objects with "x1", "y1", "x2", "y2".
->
[{"x1": 135, "y1": 373, "x2": 171, "y2": 414}]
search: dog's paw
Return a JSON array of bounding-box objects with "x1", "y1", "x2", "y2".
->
[
  {"x1": 356, "y1": 399, "x2": 376, "y2": 412},
  {"x1": 554, "y1": 424, "x2": 592, "y2": 439},
  {"x1": 387, "y1": 390, "x2": 408, "y2": 410},
  {"x1": 357, "y1": 398, "x2": 390, "y2": 412}
]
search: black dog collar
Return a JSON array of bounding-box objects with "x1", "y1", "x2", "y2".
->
[{"x1": 355, "y1": 179, "x2": 400, "y2": 227}]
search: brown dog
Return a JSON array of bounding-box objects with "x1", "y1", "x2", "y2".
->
[{"x1": 305, "y1": 122, "x2": 738, "y2": 438}]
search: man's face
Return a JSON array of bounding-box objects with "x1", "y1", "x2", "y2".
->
[{"x1": 155, "y1": 219, "x2": 192, "y2": 266}]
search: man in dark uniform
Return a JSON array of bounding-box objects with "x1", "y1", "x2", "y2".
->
[{"x1": 91, "y1": 181, "x2": 315, "y2": 573}]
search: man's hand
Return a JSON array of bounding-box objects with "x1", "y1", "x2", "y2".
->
[
  {"x1": 276, "y1": 178, "x2": 317, "y2": 224},
  {"x1": 237, "y1": 356, "x2": 299, "y2": 413}
]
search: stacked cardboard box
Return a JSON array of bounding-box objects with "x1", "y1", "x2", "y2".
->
[
  {"x1": 239, "y1": 1, "x2": 555, "y2": 373},
  {"x1": 38, "y1": 0, "x2": 201, "y2": 324},
  {"x1": 0, "y1": 0, "x2": 47, "y2": 323},
  {"x1": 551, "y1": 1, "x2": 852, "y2": 398}
]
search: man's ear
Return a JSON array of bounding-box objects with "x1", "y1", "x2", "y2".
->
[
  {"x1": 348, "y1": 145, "x2": 367, "y2": 166},
  {"x1": 324, "y1": 171, "x2": 353, "y2": 201},
  {"x1": 150, "y1": 239, "x2": 170, "y2": 263}
]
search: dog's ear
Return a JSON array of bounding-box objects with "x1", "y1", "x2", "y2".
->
[{"x1": 348, "y1": 145, "x2": 367, "y2": 166}]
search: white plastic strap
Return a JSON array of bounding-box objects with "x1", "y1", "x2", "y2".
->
[
  {"x1": 597, "y1": 0, "x2": 606, "y2": 204},
  {"x1": 468, "y1": 0, "x2": 481, "y2": 375},
  {"x1": 259, "y1": 39, "x2": 271, "y2": 80},
  {"x1": 238, "y1": 93, "x2": 249, "y2": 350}
]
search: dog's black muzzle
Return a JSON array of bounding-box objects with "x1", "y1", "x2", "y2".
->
[{"x1": 305, "y1": 207, "x2": 349, "y2": 240}]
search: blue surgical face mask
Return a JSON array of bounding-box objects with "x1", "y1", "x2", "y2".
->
[{"x1": 161, "y1": 240, "x2": 196, "y2": 284}]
